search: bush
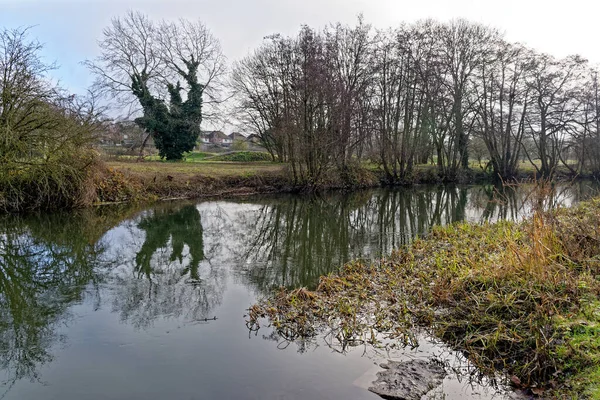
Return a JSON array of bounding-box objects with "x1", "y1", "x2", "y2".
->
[
  {"x1": 210, "y1": 151, "x2": 273, "y2": 162},
  {"x1": 93, "y1": 165, "x2": 143, "y2": 203},
  {"x1": 0, "y1": 27, "x2": 102, "y2": 212},
  {"x1": 0, "y1": 157, "x2": 97, "y2": 212},
  {"x1": 183, "y1": 152, "x2": 217, "y2": 161},
  {"x1": 232, "y1": 139, "x2": 249, "y2": 151}
]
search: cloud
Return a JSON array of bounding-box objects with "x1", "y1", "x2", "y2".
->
[{"x1": 2, "y1": 0, "x2": 597, "y2": 126}]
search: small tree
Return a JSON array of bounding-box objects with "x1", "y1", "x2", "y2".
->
[
  {"x1": 0, "y1": 27, "x2": 102, "y2": 211},
  {"x1": 232, "y1": 139, "x2": 248, "y2": 151}
]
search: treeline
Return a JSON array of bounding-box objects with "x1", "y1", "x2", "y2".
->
[
  {"x1": 3, "y1": 15, "x2": 600, "y2": 211},
  {"x1": 232, "y1": 19, "x2": 600, "y2": 184}
]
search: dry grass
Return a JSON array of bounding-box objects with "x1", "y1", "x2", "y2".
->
[
  {"x1": 94, "y1": 161, "x2": 289, "y2": 203},
  {"x1": 107, "y1": 160, "x2": 285, "y2": 178},
  {"x1": 247, "y1": 193, "x2": 600, "y2": 398}
]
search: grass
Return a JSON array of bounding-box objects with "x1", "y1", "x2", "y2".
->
[
  {"x1": 107, "y1": 160, "x2": 284, "y2": 178},
  {"x1": 247, "y1": 187, "x2": 600, "y2": 398},
  {"x1": 184, "y1": 151, "x2": 219, "y2": 161},
  {"x1": 99, "y1": 158, "x2": 381, "y2": 204},
  {"x1": 94, "y1": 160, "x2": 288, "y2": 203},
  {"x1": 208, "y1": 151, "x2": 274, "y2": 162},
  {"x1": 112, "y1": 150, "x2": 272, "y2": 163}
]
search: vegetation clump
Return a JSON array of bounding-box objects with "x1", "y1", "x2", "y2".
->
[
  {"x1": 209, "y1": 151, "x2": 273, "y2": 162},
  {"x1": 248, "y1": 194, "x2": 600, "y2": 397},
  {"x1": 0, "y1": 27, "x2": 102, "y2": 212}
]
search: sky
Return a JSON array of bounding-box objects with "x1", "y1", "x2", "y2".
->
[{"x1": 1, "y1": 0, "x2": 599, "y2": 124}]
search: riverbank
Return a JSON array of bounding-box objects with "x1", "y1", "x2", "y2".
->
[
  {"x1": 247, "y1": 194, "x2": 600, "y2": 398},
  {"x1": 2, "y1": 157, "x2": 594, "y2": 212},
  {"x1": 95, "y1": 161, "x2": 292, "y2": 204},
  {"x1": 95, "y1": 160, "x2": 387, "y2": 204},
  {"x1": 96, "y1": 159, "x2": 592, "y2": 206}
]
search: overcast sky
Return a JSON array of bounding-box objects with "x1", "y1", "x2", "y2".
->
[{"x1": 1, "y1": 0, "x2": 599, "y2": 122}]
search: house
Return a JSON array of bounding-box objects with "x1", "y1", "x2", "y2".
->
[
  {"x1": 201, "y1": 131, "x2": 232, "y2": 146},
  {"x1": 229, "y1": 132, "x2": 246, "y2": 142},
  {"x1": 98, "y1": 121, "x2": 148, "y2": 148},
  {"x1": 199, "y1": 131, "x2": 211, "y2": 144},
  {"x1": 246, "y1": 133, "x2": 261, "y2": 144}
]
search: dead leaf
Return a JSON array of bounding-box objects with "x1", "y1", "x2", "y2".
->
[
  {"x1": 510, "y1": 375, "x2": 522, "y2": 387},
  {"x1": 531, "y1": 387, "x2": 545, "y2": 396}
]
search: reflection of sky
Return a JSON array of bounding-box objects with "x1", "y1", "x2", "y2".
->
[
  {"x1": 2, "y1": 183, "x2": 599, "y2": 400},
  {"x1": 101, "y1": 182, "x2": 600, "y2": 307}
]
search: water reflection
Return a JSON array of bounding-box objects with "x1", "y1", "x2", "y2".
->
[
  {"x1": 0, "y1": 211, "x2": 111, "y2": 387},
  {"x1": 0, "y1": 183, "x2": 596, "y2": 398},
  {"x1": 109, "y1": 205, "x2": 225, "y2": 329},
  {"x1": 135, "y1": 205, "x2": 205, "y2": 283},
  {"x1": 236, "y1": 186, "x2": 493, "y2": 292}
]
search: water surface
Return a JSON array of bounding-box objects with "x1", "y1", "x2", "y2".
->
[{"x1": 0, "y1": 183, "x2": 597, "y2": 399}]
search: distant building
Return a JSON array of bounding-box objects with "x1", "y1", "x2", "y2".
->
[
  {"x1": 200, "y1": 131, "x2": 233, "y2": 146},
  {"x1": 229, "y1": 132, "x2": 246, "y2": 142},
  {"x1": 199, "y1": 132, "x2": 211, "y2": 144},
  {"x1": 246, "y1": 133, "x2": 261, "y2": 144}
]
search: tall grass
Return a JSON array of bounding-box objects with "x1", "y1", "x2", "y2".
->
[{"x1": 0, "y1": 158, "x2": 100, "y2": 213}]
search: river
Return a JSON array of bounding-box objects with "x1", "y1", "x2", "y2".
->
[{"x1": 0, "y1": 182, "x2": 597, "y2": 399}]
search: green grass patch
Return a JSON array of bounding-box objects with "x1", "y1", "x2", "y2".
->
[
  {"x1": 184, "y1": 152, "x2": 218, "y2": 161},
  {"x1": 208, "y1": 151, "x2": 273, "y2": 162},
  {"x1": 110, "y1": 151, "x2": 272, "y2": 163},
  {"x1": 106, "y1": 160, "x2": 285, "y2": 178}
]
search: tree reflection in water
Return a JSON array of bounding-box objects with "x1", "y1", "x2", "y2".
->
[
  {"x1": 0, "y1": 204, "x2": 226, "y2": 392},
  {"x1": 0, "y1": 183, "x2": 597, "y2": 393},
  {"x1": 109, "y1": 205, "x2": 225, "y2": 329},
  {"x1": 234, "y1": 187, "x2": 473, "y2": 294},
  {"x1": 0, "y1": 211, "x2": 112, "y2": 390}
]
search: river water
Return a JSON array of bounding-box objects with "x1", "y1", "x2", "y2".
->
[{"x1": 0, "y1": 183, "x2": 597, "y2": 400}]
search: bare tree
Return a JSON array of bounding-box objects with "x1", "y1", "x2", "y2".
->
[
  {"x1": 323, "y1": 17, "x2": 374, "y2": 171},
  {"x1": 473, "y1": 42, "x2": 533, "y2": 180},
  {"x1": 580, "y1": 70, "x2": 600, "y2": 177},
  {"x1": 232, "y1": 17, "x2": 596, "y2": 185},
  {"x1": 522, "y1": 54, "x2": 587, "y2": 178},
  {"x1": 1, "y1": 27, "x2": 103, "y2": 211},
  {"x1": 435, "y1": 20, "x2": 500, "y2": 175},
  {"x1": 1, "y1": 27, "x2": 56, "y2": 161},
  {"x1": 231, "y1": 35, "x2": 294, "y2": 162}
]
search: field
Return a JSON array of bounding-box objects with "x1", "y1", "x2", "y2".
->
[
  {"x1": 107, "y1": 160, "x2": 285, "y2": 179},
  {"x1": 96, "y1": 158, "x2": 288, "y2": 204}
]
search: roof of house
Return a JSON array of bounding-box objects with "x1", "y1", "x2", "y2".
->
[
  {"x1": 229, "y1": 132, "x2": 246, "y2": 139},
  {"x1": 203, "y1": 131, "x2": 229, "y2": 140}
]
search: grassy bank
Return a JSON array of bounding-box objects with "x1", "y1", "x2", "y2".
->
[
  {"x1": 5, "y1": 150, "x2": 594, "y2": 211},
  {"x1": 95, "y1": 161, "x2": 290, "y2": 203},
  {"x1": 96, "y1": 157, "x2": 592, "y2": 207},
  {"x1": 96, "y1": 155, "x2": 384, "y2": 204},
  {"x1": 247, "y1": 195, "x2": 600, "y2": 398}
]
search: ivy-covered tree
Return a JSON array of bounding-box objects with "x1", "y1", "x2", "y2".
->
[
  {"x1": 87, "y1": 12, "x2": 225, "y2": 161},
  {"x1": 132, "y1": 72, "x2": 203, "y2": 160}
]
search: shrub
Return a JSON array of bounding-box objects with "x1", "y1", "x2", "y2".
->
[
  {"x1": 0, "y1": 27, "x2": 102, "y2": 212},
  {"x1": 211, "y1": 151, "x2": 272, "y2": 162},
  {"x1": 232, "y1": 139, "x2": 249, "y2": 151}
]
